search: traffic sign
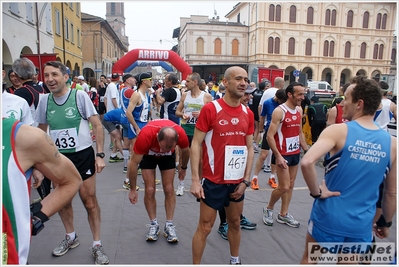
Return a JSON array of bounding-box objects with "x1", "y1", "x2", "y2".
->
[{"x1": 293, "y1": 69, "x2": 300, "y2": 77}]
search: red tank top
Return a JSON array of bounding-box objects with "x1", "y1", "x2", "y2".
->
[
  {"x1": 335, "y1": 105, "x2": 348, "y2": 123},
  {"x1": 274, "y1": 104, "x2": 301, "y2": 155}
]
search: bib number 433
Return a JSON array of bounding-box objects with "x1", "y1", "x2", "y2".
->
[{"x1": 50, "y1": 128, "x2": 79, "y2": 150}]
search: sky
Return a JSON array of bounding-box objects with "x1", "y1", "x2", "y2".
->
[{"x1": 81, "y1": 1, "x2": 238, "y2": 51}]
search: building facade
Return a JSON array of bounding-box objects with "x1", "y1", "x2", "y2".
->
[{"x1": 226, "y1": 2, "x2": 397, "y2": 90}]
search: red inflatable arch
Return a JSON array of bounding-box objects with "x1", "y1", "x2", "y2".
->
[{"x1": 112, "y1": 48, "x2": 192, "y2": 80}]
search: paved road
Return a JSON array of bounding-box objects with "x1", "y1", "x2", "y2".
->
[{"x1": 28, "y1": 127, "x2": 397, "y2": 265}]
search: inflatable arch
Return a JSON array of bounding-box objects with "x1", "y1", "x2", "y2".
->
[
  {"x1": 125, "y1": 60, "x2": 173, "y2": 73},
  {"x1": 112, "y1": 49, "x2": 192, "y2": 80}
]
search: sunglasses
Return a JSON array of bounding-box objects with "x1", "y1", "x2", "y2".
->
[{"x1": 142, "y1": 78, "x2": 152, "y2": 81}]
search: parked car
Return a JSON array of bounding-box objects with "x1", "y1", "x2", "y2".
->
[{"x1": 307, "y1": 81, "x2": 336, "y2": 98}]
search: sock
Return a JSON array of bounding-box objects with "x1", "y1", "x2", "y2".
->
[
  {"x1": 150, "y1": 218, "x2": 158, "y2": 225},
  {"x1": 123, "y1": 149, "x2": 129, "y2": 167},
  {"x1": 179, "y1": 180, "x2": 184, "y2": 186},
  {"x1": 111, "y1": 152, "x2": 117, "y2": 157},
  {"x1": 175, "y1": 161, "x2": 179, "y2": 167},
  {"x1": 93, "y1": 240, "x2": 101, "y2": 247},
  {"x1": 66, "y1": 232, "x2": 76, "y2": 241},
  {"x1": 253, "y1": 175, "x2": 258, "y2": 179},
  {"x1": 230, "y1": 256, "x2": 240, "y2": 264},
  {"x1": 270, "y1": 173, "x2": 276, "y2": 179},
  {"x1": 166, "y1": 220, "x2": 173, "y2": 227},
  {"x1": 125, "y1": 178, "x2": 129, "y2": 183}
]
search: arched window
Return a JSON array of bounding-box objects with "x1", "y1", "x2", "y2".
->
[
  {"x1": 307, "y1": 7, "x2": 314, "y2": 24},
  {"x1": 214, "y1": 38, "x2": 222, "y2": 55},
  {"x1": 347, "y1": 10, "x2": 353, "y2": 27},
  {"x1": 325, "y1": 9, "x2": 331, "y2": 25},
  {"x1": 373, "y1": 44, "x2": 378, "y2": 59},
  {"x1": 391, "y1": 48, "x2": 397, "y2": 64},
  {"x1": 330, "y1": 41, "x2": 335, "y2": 57},
  {"x1": 232, "y1": 39, "x2": 239, "y2": 55},
  {"x1": 275, "y1": 37, "x2": 280, "y2": 54},
  {"x1": 289, "y1": 5, "x2": 296, "y2": 23},
  {"x1": 362, "y1": 11, "x2": 369, "y2": 28},
  {"x1": 288, "y1": 37, "x2": 295, "y2": 55},
  {"x1": 305, "y1": 39, "x2": 312, "y2": 56},
  {"x1": 376, "y1": 13, "x2": 382, "y2": 29},
  {"x1": 345, "y1": 41, "x2": 351, "y2": 58},
  {"x1": 323, "y1": 40, "x2": 329, "y2": 56},
  {"x1": 268, "y1": 37, "x2": 274, "y2": 53},
  {"x1": 331, "y1": 10, "x2": 337, "y2": 26},
  {"x1": 379, "y1": 44, "x2": 384, "y2": 59},
  {"x1": 196, "y1": 37, "x2": 204, "y2": 54},
  {"x1": 269, "y1": 4, "x2": 275, "y2": 21},
  {"x1": 360, "y1": 42, "x2": 367, "y2": 59},
  {"x1": 382, "y1": 14, "x2": 387, "y2": 29},
  {"x1": 276, "y1": 5, "x2": 281, "y2": 21}
]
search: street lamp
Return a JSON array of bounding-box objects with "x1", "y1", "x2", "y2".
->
[{"x1": 159, "y1": 39, "x2": 179, "y2": 54}]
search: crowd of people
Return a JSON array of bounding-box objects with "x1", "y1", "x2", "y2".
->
[{"x1": 2, "y1": 58, "x2": 397, "y2": 265}]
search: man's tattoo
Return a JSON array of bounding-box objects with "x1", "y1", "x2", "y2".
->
[{"x1": 44, "y1": 132, "x2": 60, "y2": 158}]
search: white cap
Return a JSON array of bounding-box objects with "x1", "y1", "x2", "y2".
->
[
  {"x1": 181, "y1": 80, "x2": 186, "y2": 86},
  {"x1": 78, "y1": 75, "x2": 84, "y2": 80}
]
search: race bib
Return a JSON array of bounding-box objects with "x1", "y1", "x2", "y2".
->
[
  {"x1": 186, "y1": 116, "x2": 198, "y2": 124},
  {"x1": 224, "y1": 145, "x2": 248, "y2": 180},
  {"x1": 50, "y1": 128, "x2": 79, "y2": 150},
  {"x1": 100, "y1": 96, "x2": 105, "y2": 102},
  {"x1": 285, "y1": 135, "x2": 300, "y2": 153}
]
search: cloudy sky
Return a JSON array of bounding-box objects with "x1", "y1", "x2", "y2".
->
[{"x1": 81, "y1": 1, "x2": 238, "y2": 51}]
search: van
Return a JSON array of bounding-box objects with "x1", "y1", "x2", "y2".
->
[{"x1": 306, "y1": 81, "x2": 336, "y2": 98}]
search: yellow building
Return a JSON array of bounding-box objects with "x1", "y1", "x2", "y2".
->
[{"x1": 52, "y1": 2, "x2": 83, "y2": 77}]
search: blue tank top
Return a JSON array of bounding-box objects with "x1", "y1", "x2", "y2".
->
[{"x1": 310, "y1": 120, "x2": 391, "y2": 238}]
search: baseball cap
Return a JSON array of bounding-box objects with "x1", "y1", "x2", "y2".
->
[
  {"x1": 137, "y1": 72, "x2": 152, "y2": 83},
  {"x1": 78, "y1": 75, "x2": 84, "y2": 80},
  {"x1": 245, "y1": 84, "x2": 256, "y2": 94},
  {"x1": 123, "y1": 73, "x2": 133, "y2": 82}
]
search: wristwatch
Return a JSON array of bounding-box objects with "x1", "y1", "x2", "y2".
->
[
  {"x1": 96, "y1": 152, "x2": 105, "y2": 158},
  {"x1": 241, "y1": 180, "x2": 251, "y2": 188},
  {"x1": 310, "y1": 189, "x2": 322, "y2": 199}
]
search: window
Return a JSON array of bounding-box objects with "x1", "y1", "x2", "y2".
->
[
  {"x1": 379, "y1": 44, "x2": 384, "y2": 59},
  {"x1": 376, "y1": 13, "x2": 382, "y2": 29},
  {"x1": 55, "y1": 9, "x2": 61, "y2": 35},
  {"x1": 70, "y1": 23, "x2": 74, "y2": 43},
  {"x1": 345, "y1": 41, "x2": 351, "y2": 58},
  {"x1": 288, "y1": 38, "x2": 295, "y2": 55},
  {"x1": 289, "y1": 5, "x2": 297, "y2": 23},
  {"x1": 324, "y1": 40, "x2": 329, "y2": 56},
  {"x1": 76, "y1": 3, "x2": 80, "y2": 17},
  {"x1": 10, "y1": 3, "x2": 19, "y2": 15},
  {"x1": 111, "y1": 3, "x2": 115, "y2": 15},
  {"x1": 325, "y1": 9, "x2": 331, "y2": 25},
  {"x1": 196, "y1": 38, "x2": 204, "y2": 54},
  {"x1": 268, "y1": 37, "x2": 274, "y2": 53},
  {"x1": 391, "y1": 48, "x2": 397, "y2": 64},
  {"x1": 305, "y1": 39, "x2": 312, "y2": 56},
  {"x1": 275, "y1": 37, "x2": 280, "y2": 54},
  {"x1": 214, "y1": 38, "x2": 222, "y2": 55},
  {"x1": 69, "y1": 2, "x2": 73, "y2": 9},
  {"x1": 382, "y1": 14, "x2": 387, "y2": 29},
  {"x1": 276, "y1": 5, "x2": 281, "y2": 22},
  {"x1": 330, "y1": 41, "x2": 335, "y2": 57},
  {"x1": 373, "y1": 44, "x2": 378, "y2": 59},
  {"x1": 360, "y1": 42, "x2": 366, "y2": 59},
  {"x1": 26, "y1": 3, "x2": 34, "y2": 23},
  {"x1": 77, "y1": 28, "x2": 81, "y2": 47},
  {"x1": 232, "y1": 39, "x2": 239, "y2": 55},
  {"x1": 65, "y1": 18, "x2": 69, "y2": 40},
  {"x1": 237, "y1": 13, "x2": 240, "y2": 23},
  {"x1": 269, "y1": 4, "x2": 275, "y2": 21},
  {"x1": 45, "y1": 6, "x2": 52, "y2": 33},
  {"x1": 331, "y1": 10, "x2": 337, "y2": 26},
  {"x1": 307, "y1": 7, "x2": 314, "y2": 24},
  {"x1": 362, "y1": 11, "x2": 369, "y2": 28},
  {"x1": 347, "y1": 10, "x2": 353, "y2": 27}
]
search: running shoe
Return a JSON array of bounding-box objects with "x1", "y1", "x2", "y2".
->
[
  {"x1": 109, "y1": 155, "x2": 124, "y2": 163},
  {"x1": 176, "y1": 185, "x2": 185, "y2": 196},
  {"x1": 146, "y1": 223, "x2": 160, "y2": 241},
  {"x1": 92, "y1": 244, "x2": 109, "y2": 265},
  {"x1": 137, "y1": 168, "x2": 142, "y2": 175},
  {"x1": 52, "y1": 235, "x2": 80, "y2": 256},
  {"x1": 123, "y1": 181, "x2": 130, "y2": 190},
  {"x1": 230, "y1": 257, "x2": 241, "y2": 265},
  {"x1": 142, "y1": 178, "x2": 161, "y2": 185},
  {"x1": 263, "y1": 165, "x2": 271, "y2": 172},
  {"x1": 240, "y1": 216, "x2": 257, "y2": 230},
  {"x1": 263, "y1": 207, "x2": 273, "y2": 226},
  {"x1": 109, "y1": 143, "x2": 113, "y2": 150},
  {"x1": 276, "y1": 213, "x2": 300, "y2": 228},
  {"x1": 268, "y1": 177, "x2": 278, "y2": 189},
  {"x1": 251, "y1": 177, "x2": 259, "y2": 190},
  {"x1": 123, "y1": 167, "x2": 127, "y2": 174},
  {"x1": 163, "y1": 224, "x2": 179, "y2": 243},
  {"x1": 217, "y1": 222, "x2": 228, "y2": 240}
]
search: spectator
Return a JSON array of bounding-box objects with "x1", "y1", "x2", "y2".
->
[{"x1": 307, "y1": 96, "x2": 328, "y2": 144}]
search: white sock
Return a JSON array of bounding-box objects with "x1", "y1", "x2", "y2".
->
[
  {"x1": 93, "y1": 240, "x2": 101, "y2": 247},
  {"x1": 179, "y1": 180, "x2": 184, "y2": 186},
  {"x1": 166, "y1": 220, "x2": 173, "y2": 226},
  {"x1": 111, "y1": 152, "x2": 117, "y2": 157},
  {"x1": 150, "y1": 219, "x2": 158, "y2": 225},
  {"x1": 270, "y1": 173, "x2": 276, "y2": 179},
  {"x1": 230, "y1": 256, "x2": 240, "y2": 264},
  {"x1": 123, "y1": 149, "x2": 129, "y2": 167},
  {"x1": 266, "y1": 150, "x2": 272, "y2": 166},
  {"x1": 66, "y1": 232, "x2": 76, "y2": 241},
  {"x1": 253, "y1": 175, "x2": 258, "y2": 179},
  {"x1": 125, "y1": 178, "x2": 129, "y2": 183}
]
